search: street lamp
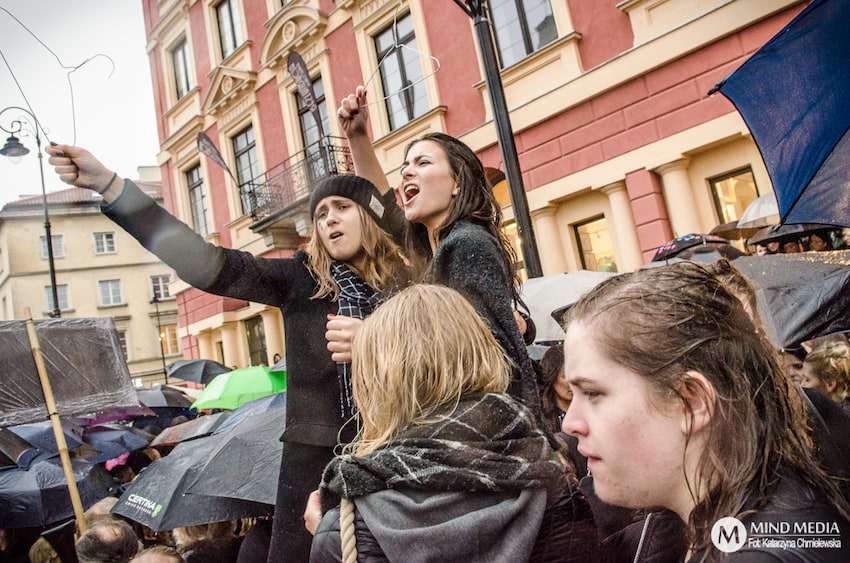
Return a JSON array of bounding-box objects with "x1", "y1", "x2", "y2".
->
[
  {"x1": 151, "y1": 295, "x2": 169, "y2": 385},
  {"x1": 0, "y1": 107, "x2": 62, "y2": 317},
  {"x1": 452, "y1": 0, "x2": 543, "y2": 278}
]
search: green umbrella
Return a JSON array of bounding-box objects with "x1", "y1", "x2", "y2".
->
[{"x1": 191, "y1": 366, "x2": 286, "y2": 410}]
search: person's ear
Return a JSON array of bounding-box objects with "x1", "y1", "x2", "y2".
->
[
  {"x1": 452, "y1": 182, "x2": 459, "y2": 196},
  {"x1": 826, "y1": 379, "x2": 838, "y2": 394},
  {"x1": 677, "y1": 371, "x2": 716, "y2": 435}
]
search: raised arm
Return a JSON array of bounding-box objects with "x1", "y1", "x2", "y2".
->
[
  {"x1": 337, "y1": 86, "x2": 390, "y2": 195},
  {"x1": 46, "y1": 145, "x2": 124, "y2": 203}
]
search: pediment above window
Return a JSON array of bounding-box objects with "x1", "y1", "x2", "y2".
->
[
  {"x1": 202, "y1": 66, "x2": 257, "y2": 116},
  {"x1": 260, "y1": 5, "x2": 328, "y2": 70}
]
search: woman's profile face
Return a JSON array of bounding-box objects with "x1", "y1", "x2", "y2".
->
[
  {"x1": 561, "y1": 321, "x2": 690, "y2": 511},
  {"x1": 801, "y1": 362, "x2": 832, "y2": 397}
]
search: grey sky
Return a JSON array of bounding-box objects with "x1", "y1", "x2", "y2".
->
[{"x1": 0, "y1": 1, "x2": 159, "y2": 206}]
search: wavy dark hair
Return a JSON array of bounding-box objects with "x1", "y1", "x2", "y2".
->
[
  {"x1": 566, "y1": 262, "x2": 850, "y2": 553},
  {"x1": 403, "y1": 132, "x2": 521, "y2": 302}
]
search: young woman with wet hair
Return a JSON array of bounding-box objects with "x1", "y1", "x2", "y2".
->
[
  {"x1": 306, "y1": 284, "x2": 599, "y2": 562},
  {"x1": 46, "y1": 145, "x2": 410, "y2": 562},
  {"x1": 561, "y1": 262, "x2": 850, "y2": 560},
  {"x1": 337, "y1": 87, "x2": 542, "y2": 419}
]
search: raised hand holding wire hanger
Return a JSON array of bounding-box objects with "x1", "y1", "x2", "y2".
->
[{"x1": 338, "y1": 86, "x2": 391, "y2": 194}]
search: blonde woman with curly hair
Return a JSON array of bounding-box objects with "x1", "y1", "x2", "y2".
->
[
  {"x1": 47, "y1": 145, "x2": 411, "y2": 562},
  {"x1": 803, "y1": 341, "x2": 850, "y2": 407},
  {"x1": 307, "y1": 284, "x2": 599, "y2": 562}
]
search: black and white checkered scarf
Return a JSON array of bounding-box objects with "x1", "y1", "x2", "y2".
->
[
  {"x1": 319, "y1": 393, "x2": 566, "y2": 511},
  {"x1": 331, "y1": 262, "x2": 385, "y2": 417}
]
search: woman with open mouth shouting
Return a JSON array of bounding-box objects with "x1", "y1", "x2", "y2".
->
[
  {"x1": 337, "y1": 86, "x2": 544, "y2": 423},
  {"x1": 46, "y1": 144, "x2": 411, "y2": 563}
]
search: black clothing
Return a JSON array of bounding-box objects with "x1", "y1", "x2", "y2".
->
[{"x1": 101, "y1": 180, "x2": 402, "y2": 563}]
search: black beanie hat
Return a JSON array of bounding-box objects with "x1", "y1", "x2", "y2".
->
[{"x1": 308, "y1": 174, "x2": 388, "y2": 229}]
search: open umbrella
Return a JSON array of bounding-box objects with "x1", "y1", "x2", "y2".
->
[
  {"x1": 136, "y1": 388, "x2": 193, "y2": 408},
  {"x1": 165, "y1": 359, "x2": 231, "y2": 385},
  {"x1": 212, "y1": 391, "x2": 286, "y2": 435},
  {"x1": 82, "y1": 428, "x2": 150, "y2": 464},
  {"x1": 186, "y1": 409, "x2": 286, "y2": 505},
  {"x1": 150, "y1": 411, "x2": 231, "y2": 446},
  {"x1": 749, "y1": 223, "x2": 838, "y2": 246},
  {"x1": 0, "y1": 428, "x2": 39, "y2": 470},
  {"x1": 270, "y1": 356, "x2": 287, "y2": 373},
  {"x1": 518, "y1": 271, "x2": 618, "y2": 343},
  {"x1": 191, "y1": 367, "x2": 286, "y2": 411},
  {"x1": 0, "y1": 453, "x2": 115, "y2": 528},
  {"x1": 652, "y1": 234, "x2": 733, "y2": 262},
  {"x1": 71, "y1": 404, "x2": 157, "y2": 426},
  {"x1": 112, "y1": 436, "x2": 272, "y2": 531},
  {"x1": 709, "y1": 220, "x2": 762, "y2": 241},
  {"x1": 735, "y1": 193, "x2": 780, "y2": 229},
  {"x1": 711, "y1": 0, "x2": 850, "y2": 227},
  {"x1": 734, "y1": 250, "x2": 850, "y2": 348}
]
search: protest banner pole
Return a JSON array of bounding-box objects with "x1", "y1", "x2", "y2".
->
[{"x1": 23, "y1": 307, "x2": 89, "y2": 532}]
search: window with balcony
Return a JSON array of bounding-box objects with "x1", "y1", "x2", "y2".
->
[
  {"x1": 171, "y1": 39, "x2": 192, "y2": 100},
  {"x1": 216, "y1": 0, "x2": 243, "y2": 59},
  {"x1": 233, "y1": 126, "x2": 261, "y2": 214},
  {"x1": 575, "y1": 216, "x2": 618, "y2": 273},
  {"x1": 709, "y1": 167, "x2": 759, "y2": 224},
  {"x1": 98, "y1": 280, "x2": 123, "y2": 306},
  {"x1": 297, "y1": 76, "x2": 332, "y2": 180},
  {"x1": 40, "y1": 235, "x2": 64, "y2": 259},
  {"x1": 186, "y1": 165, "x2": 209, "y2": 237},
  {"x1": 374, "y1": 13, "x2": 429, "y2": 131},
  {"x1": 490, "y1": 0, "x2": 558, "y2": 68},
  {"x1": 151, "y1": 274, "x2": 172, "y2": 300},
  {"x1": 45, "y1": 284, "x2": 70, "y2": 312},
  {"x1": 93, "y1": 232, "x2": 116, "y2": 254}
]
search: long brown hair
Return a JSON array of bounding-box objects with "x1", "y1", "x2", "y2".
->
[
  {"x1": 403, "y1": 133, "x2": 521, "y2": 302},
  {"x1": 350, "y1": 284, "x2": 510, "y2": 455},
  {"x1": 567, "y1": 263, "x2": 850, "y2": 551},
  {"x1": 305, "y1": 204, "x2": 410, "y2": 300}
]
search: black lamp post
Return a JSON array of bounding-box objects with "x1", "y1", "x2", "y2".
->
[
  {"x1": 452, "y1": 0, "x2": 543, "y2": 278},
  {"x1": 1, "y1": 107, "x2": 62, "y2": 317},
  {"x1": 151, "y1": 295, "x2": 169, "y2": 384}
]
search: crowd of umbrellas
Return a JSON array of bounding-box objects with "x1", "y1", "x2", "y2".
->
[{"x1": 0, "y1": 362, "x2": 287, "y2": 534}]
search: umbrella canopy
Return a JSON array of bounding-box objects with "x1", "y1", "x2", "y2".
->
[
  {"x1": 71, "y1": 404, "x2": 157, "y2": 426},
  {"x1": 518, "y1": 271, "x2": 618, "y2": 343},
  {"x1": 734, "y1": 250, "x2": 850, "y2": 348},
  {"x1": 0, "y1": 453, "x2": 115, "y2": 528},
  {"x1": 749, "y1": 223, "x2": 838, "y2": 246},
  {"x1": 186, "y1": 409, "x2": 286, "y2": 505},
  {"x1": 112, "y1": 436, "x2": 272, "y2": 531},
  {"x1": 82, "y1": 428, "x2": 150, "y2": 464},
  {"x1": 712, "y1": 0, "x2": 850, "y2": 227},
  {"x1": 165, "y1": 359, "x2": 231, "y2": 385},
  {"x1": 150, "y1": 411, "x2": 231, "y2": 446},
  {"x1": 0, "y1": 428, "x2": 39, "y2": 470},
  {"x1": 652, "y1": 234, "x2": 730, "y2": 262},
  {"x1": 709, "y1": 220, "x2": 762, "y2": 241},
  {"x1": 735, "y1": 193, "x2": 780, "y2": 229},
  {"x1": 213, "y1": 391, "x2": 286, "y2": 435},
  {"x1": 191, "y1": 367, "x2": 287, "y2": 411},
  {"x1": 270, "y1": 356, "x2": 287, "y2": 373},
  {"x1": 136, "y1": 388, "x2": 194, "y2": 408}
]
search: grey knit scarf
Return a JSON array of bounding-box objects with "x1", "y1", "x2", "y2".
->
[{"x1": 319, "y1": 393, "x2": 565, "y2": 512}]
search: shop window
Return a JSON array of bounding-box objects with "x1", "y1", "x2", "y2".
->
[
  {"x1": 245, "y1": 316, "x2": 267, "y2": 366},
  {"x1": 709, "y1": 167, "x2": 759, "y2": 224}
]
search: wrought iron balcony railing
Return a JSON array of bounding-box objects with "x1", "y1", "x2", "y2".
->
[{"x1": 244, "y1": 136, "x2": 353, "y2": 225}]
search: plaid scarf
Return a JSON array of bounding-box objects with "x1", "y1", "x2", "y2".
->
[
  {"x1": 319, "y1": 393, "x2": 566, "y2": 511},
  {"x1": 331, "y1": 262, "x2": 385, "y2": 417}
]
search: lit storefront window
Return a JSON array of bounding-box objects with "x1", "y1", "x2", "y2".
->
[
  {"x1": 709, "y1": 167, "x2": 759, "y2": 224},
  {"x1": 575, "y1": 216, "x2": 618, "y2": 273}
]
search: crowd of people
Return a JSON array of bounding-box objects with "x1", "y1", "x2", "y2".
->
[{"x1": 18, "y1": 85, "x2": 848, "y2": 562}]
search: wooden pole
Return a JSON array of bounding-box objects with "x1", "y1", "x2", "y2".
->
[{"x1": 23, "y1": 307, "x2": 89, "y2": 532}]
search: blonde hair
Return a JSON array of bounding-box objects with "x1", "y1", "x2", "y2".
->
[
  {"x1": 306, "y1": 204, "x2": 409, "y2": 300},
  {"x1": 173, "y1": 521, "x2": 235, "y2": 552},
  {"x1": 350, "y1": 284, "x2": 511, "y2": 455},
  {"x1": 806, "y1": 341, "x2": 850, "y2": 402}
]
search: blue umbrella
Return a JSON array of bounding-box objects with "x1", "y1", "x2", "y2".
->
[
  {"x1": 213, "y1": 391, "x2": 286, "y2": 435},
  {"x1": 711, "y1": 0, "x2": 850, "y2": 227},
  {"x1": 82, "y1": 429, "x2": 150, "y2": 464}
]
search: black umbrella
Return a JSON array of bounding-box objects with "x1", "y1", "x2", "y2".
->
[
  {"x1": 711, "y1": 0, "x2": 850, "y2": 227},
  {"x1": 165, "y1": 359, "x2": 231, "y2": 385},
  {"x1": 0, "y1": 453, "x2": 115, "y2": 528},
  {"x1": 149, "y1": 411, "x2": 230, "y2": 447},
  {"x1": 734, "y1": 250, "x2": 850, "y2": 348},
  {"x1": 652, "y1": 234, "x2": 731, "y2": 262},
  {"x1": 82, "y1": 428, "x2": 150, "y2": 464},
  {"x1": 709, "y1": 220, "x2": 761, "y2": 241},
  {"x1": 749, "y1": 223, "x2": 838, "y2": 246},
  {"x1": 8, "y1": 421, "x2": 101, "y2": 461},
  {"x1": 112, "y1": 435, "x2": 272, "y2": 531},
  {"x1": 136, "y1": 388, "x2": 193, "y2": 408},
  {"x1": 185, "y1": 409, "x2": 286, "y2": 505},
  {"x1": 0, "y1": 428, "x2": 39, "y2": 470}
]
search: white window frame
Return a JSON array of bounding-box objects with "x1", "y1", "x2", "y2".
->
[
  {"x1": 45, "y1": 284, "x2": 70, "y2": 312},
  {"x1": 98, "y1": 279, "x2": 123, "y2": 307},
  {"x1": 93, "y1": 231, "x2": 116, "y2": 255},
  {"x1": 40, "y1": 235, "x2": 64, "y2": 259},
  {"x1": 215, "y1": 0, "x2": 243, "y2": 59},
  {"x1": 151, "y1": 274, "x2": 172, "y2": 300},
  {"x1": 171, "y1": 38, "x2": 193, "y2": 100},
  {"x1": 160, "y1": 324, "x2": 180, "y2": 356}
]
